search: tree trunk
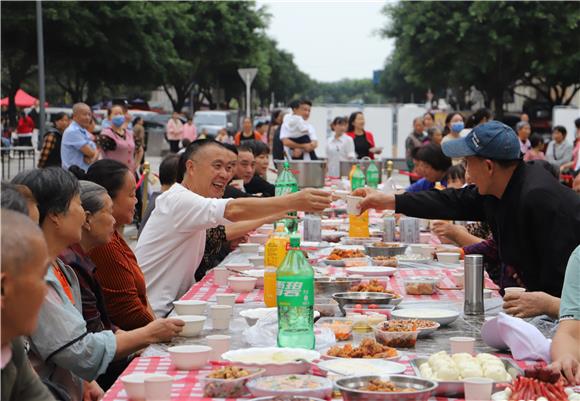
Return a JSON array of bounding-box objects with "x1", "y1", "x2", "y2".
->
[{"x1": 493, "y1": 90, "x2": 504, "y2": 120}]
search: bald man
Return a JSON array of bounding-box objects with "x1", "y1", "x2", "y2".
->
[
  {"x1": 1, "y1": 210, "x2": 55, "y2": 401},
  {"x1": 61, "y1": 102, "x2": 97, "y2": 172}
]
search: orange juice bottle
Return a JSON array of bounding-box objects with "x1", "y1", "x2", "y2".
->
[{"x1": 264, "y1": 223, "x2": 289, "y2": 307}]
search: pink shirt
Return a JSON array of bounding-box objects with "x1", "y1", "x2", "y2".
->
[
  {"x1": 182, "y1": 123, "x2": 197, "y2": 141},
  {"x1": 166, "y1": 118, "x2": 184, "y2": 140},
  {"x1": 101, "y1": 127, "x2": 136, "y2": 171},
  {"x1": 524, "y1": 149, "x2": 546, "y2": 161}
]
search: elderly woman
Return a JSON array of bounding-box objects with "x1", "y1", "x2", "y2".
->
[
  {"x1": 516, "y1": 121, "x2": 532, "y2": 155},
  {"x1": 60, "y1": 181, "x2": 183, "y2": 390},
  {"x1": 12, "y1": 168, "x2": 183, "y2": 401},
  {"x1": 72, "y1": 159, "x2": 156, "y2": 330}
]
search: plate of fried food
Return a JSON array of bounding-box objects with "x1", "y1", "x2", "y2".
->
[
  {"x1": 389, "y1": 319, "x2": 441, "y2": 338},
  {"x1": 348, "y1": 280, "x2": 404, "y2": 306},
  {"x1": 322, "y1": 338, "x2": 399, "y2": 361},
  {"x1": 324, "y1": 248, "x2": 368, "y2": 267}
]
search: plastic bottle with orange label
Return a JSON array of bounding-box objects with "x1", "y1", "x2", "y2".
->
[{"x1": 263, "y1": 223, "x2": 289, "y2": 307}]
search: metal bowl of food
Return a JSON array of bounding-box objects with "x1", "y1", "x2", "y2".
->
[
  {"x1": 315, "y1": 277, "x2": 363, "y2": 297},
  {"x1": 365, "y1": 243, "x2": 408, "y2": 257},
  {"x1": 335, "y1": 375, "x2": 438, "y2": 401},
  {"x1": 333, "y1": 292, "x2": 394, "y2": 316}
]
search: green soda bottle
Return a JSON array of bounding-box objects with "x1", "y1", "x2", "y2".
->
[
  {"x1": 366, "y1": 161, "x2": 379, "y2": 189},
  {"x1": 351, "y1": 164, "x2": 366, "y2": 190},
  {"x1": 275, "y1": 162, "x2": 299, "y2": 232},
  {"x1": 276, "y1": 235, "x2": 315, "y2": 349}
]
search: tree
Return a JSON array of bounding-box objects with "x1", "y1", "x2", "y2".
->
[
  {"x1": 379, "y1": 54, "x2": 428, "y2": 103},
  {"x1": 382, "y1": 1, "x2": 580, "y2": 117}
]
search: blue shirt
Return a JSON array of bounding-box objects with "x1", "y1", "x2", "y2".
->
[
  {"x1": 61, "y1": 121, "x2": 96, "y2": 171},
  {"x1": 406, "y1": 178, "x2": 447, "y2": 193},
  {"x1": 560, "y1": 245, "x2": 580, "y2": 321}
]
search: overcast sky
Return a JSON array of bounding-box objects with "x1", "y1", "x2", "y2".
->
[{"x1": 257, "y1": 1, "x2": 395, "y2": 82}]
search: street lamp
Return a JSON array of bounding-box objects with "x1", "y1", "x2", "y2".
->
[{"x1": 237, "y1": 68, "x2": 258, "y2": 118}]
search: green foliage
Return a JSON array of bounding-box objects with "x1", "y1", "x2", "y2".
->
[{"x1": 381, "y1": 1, "x2": 580, "y2": 115}]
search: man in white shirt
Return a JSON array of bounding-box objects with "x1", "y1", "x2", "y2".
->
[
  {"x1": 136, "y1": 139, "x2": 332, "y2": 317},
  {"x1": 280, "y1": 99, "x2": 318, "y2": 160}
]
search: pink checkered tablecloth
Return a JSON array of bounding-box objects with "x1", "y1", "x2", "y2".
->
[
  {"x1": 103, "y1": 353, "x2": 538, "y2": 401},
  {"x1": 180, "y1": 267, "x2": 500, "y2": 304}
]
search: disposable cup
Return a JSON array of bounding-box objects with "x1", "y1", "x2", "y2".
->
[
  {"x1": 213, "y1": 268, "x2": 229, "y2": 286},
  {"x1": 452, "y1": 271, "x2": 464, "y2": 289},
  {"x1": 207, "y1": 334, "x2": 231, "y2": 360},
  {"x1": 144, "y1": 374, "x2": 173, "y2": 401},
  {"x1": 346, "y1": 195, "x2": 363, "y2": 215},
  {"x1": 210, "y1": 305, "x2": 232, "y2": 329},
  {"x1": 216, "y1": 293, "x2": 236, "y2": 307},
  {"x1": 450, "y1": 336, "x2": 475, "y2": 354},
  {"x1": 463, "y1": 377, "x2": 493, "y2": 401},
  {"x1": 504, "y1": 287, "x2": 526, "y2": 295}
]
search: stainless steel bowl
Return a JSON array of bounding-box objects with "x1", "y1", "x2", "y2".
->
[
  {"x1": 274, "y1": 160, "x2": 327, "y2": 188},
  {"x1": 340, "y1": 159, "x2": 386, "y2": 183},
  {"x1": 364, "y1": 244, "x2": 408, "y2": 257},
  {"x1": 249, "y1": 397, "x2": 326, "y2": 401},
  {"x1": 315, "y1": 277, "x2": 362, "y2": 297},
  {"x1": 333, "y1": 292, "x2": 394, "y2": 316},
  {"x1": 335, "y1": 375, "x2": 438, "y2": 401}
]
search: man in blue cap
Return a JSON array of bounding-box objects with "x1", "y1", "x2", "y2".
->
[{"x1": 354, "y1": 121, "x2": 580, "y2": 299}]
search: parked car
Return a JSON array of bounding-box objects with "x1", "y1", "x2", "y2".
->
[{"x1": 193, "y1": 110, "x2": 239, "y2": 137}]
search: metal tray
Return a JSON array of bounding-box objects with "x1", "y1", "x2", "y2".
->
[{"x1": 409, "y1": 357, "x2": 522, "y2": 398}]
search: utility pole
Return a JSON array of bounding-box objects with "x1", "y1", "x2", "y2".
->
[{"x1": 36, "y1": 0, "x2": 46, "y2": 147}]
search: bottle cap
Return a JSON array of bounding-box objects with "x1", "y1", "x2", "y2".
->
[{"x1": 289, "y1": 235, "x2": 301, "y2": 248}]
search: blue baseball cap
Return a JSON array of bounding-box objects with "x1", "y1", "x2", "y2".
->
[{"x1": 441, "y1": 120, "x2": 521, "y2": 160}]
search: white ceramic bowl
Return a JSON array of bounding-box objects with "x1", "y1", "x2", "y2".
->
[
  {"x1": 436, "y1": 252, "x2": 461, "y2": 264},
  {"x1": 121, "y1": 373, "x2": 159, "y2": 401},
  {"x1": 248, "y1": 256, "x2": 265, "y2": 267},
  {"x1": 228, "y1": 276, "x2": 257, "y2": 293},
  {"x1": 221, "y1": 347, "x2": 320, "y2": 376},
  {"x1": 173, "y1": 300, "x2": 207, "y2": 316},
  {"x1": 245, "y1": 269, "x2": 265, "y2": 288},
  {"x1": 239, "y1": 243, "x2": 260, "y2": 254},
  {"x1": 248, "y1": 234, "x2": 269, "y2": 245},
  {"x1": 179, "y1": 315, "x2": 206, "y2": 337},
  {"x1": 224, "y1": 262, "x2": 253, "y2": 272},
  {"x1": 168, "y1": 345, "x2": 211, "y2": 370}
]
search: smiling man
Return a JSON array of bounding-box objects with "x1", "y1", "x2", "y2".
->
[
  {"x1": 136, "y1": 139, "x2": 332, "y2": 317},
  {"x1": 354, "y1": 121, "x2": 580, "y2": 298}
]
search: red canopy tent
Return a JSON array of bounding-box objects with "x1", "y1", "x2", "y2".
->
[{"x1": 0, "y1": 89, "x2": 45, "y2": 107}]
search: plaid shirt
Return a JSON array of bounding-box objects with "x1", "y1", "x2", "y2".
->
[{"x1": 38, "y1": 132, "x2": 59, "y2": 168}]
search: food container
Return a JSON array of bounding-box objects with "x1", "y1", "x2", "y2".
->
[
  {"x1": 373, "y1": 322, "x2": 419, "y2": 348},
  {"x1": 333, "y1": 292, "x2": 394, "y2": 316},
  {"x1": 200, "y1": 367, "x2": 265, "y2": 398},
  {"x1": 221, "y1": 347, "x2": 320, "y2": 376},
  {"x1": 315, "y1": 277, "x2": 362, "y2": 297},
  {"x1": 314, "y1": 297, "x2": 340, "y2": 317},
  {"x1": 364, "y1": 243, "x2": 408, "y2": 257},
  {"x1": 335, "y1": 375, "x2": 438, "y2": 401},
  {"x1": 273, "y1": 160, "x2": 327, "y2": 188},
  {"x1": 317, "y1": 317, "x2": 354, "y2": 341},
  {"x1": 409, "y1": 357, "x2": 521, "y2": 398},
  {"x1": 403, "y1": 277, "x2": 439, "y2": 295},
  {"x1": 371, "y1": 256, "x2": 399, "y2": 267},
  {"x1": 344, "y1": 305, "x2": 394, "y2": 319},
  {"x1": 247, "y1": 374, "x2": 333, "y2": 399},
  {"x1": 341, "y1": 237, "x2": 383, "y2": 246},
  {"x1": 391, "y1": 308, "x2": 460, "y2": 326}
]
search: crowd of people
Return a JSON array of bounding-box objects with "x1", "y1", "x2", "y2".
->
[{"x1": 1, "y1": 99, "x2": 580, "y2": 399}]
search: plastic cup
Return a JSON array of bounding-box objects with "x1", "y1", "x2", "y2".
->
[
  {"x1": 210, "y1": 305, "x2": 232, "y2": 330},
  {"x1": 504, "y1": 287, "x2": 526, "y2": 294},
  {"x1": 464, "y1": 377, "x2": 493, "y2": 401},
  {"x1": 216, "y1": 293, "x2": 236, "y2": 307},
  {"x1": 144, "y1": 374, "x2": 173, "y2": 401},
  {"x1": 452, "y1": 271, "x2": 464, "y2": 289},
  {"x1": 213, "y1": 268, "x2": 229, "y2": 286},
  {"x1": 450, "y1": 336, "x2": 475, "y2": 354},
  {"x1": 346, "y1": 195, "x2": 363, "y2": 215},
  {"x1": 207, "y1": 334, "x2": 231, "y2": 360}
]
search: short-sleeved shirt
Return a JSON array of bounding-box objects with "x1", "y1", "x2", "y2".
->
[
  {"x1": 326, "y1": 134, "x2": 355, "y2": 177},
  {"x1": 559, "y1": 245, "x2": 580, "y2": 321},
  {"x1": 280, "y1": 114, "x2": 318, "y2": 160},
  {"x1": 61, "y1": 121, "x2": 96, "y2": 171},
  {"x1": 136, "y1": 183, "x2": 231, "y2": 317}
]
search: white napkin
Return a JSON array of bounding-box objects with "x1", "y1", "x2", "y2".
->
[{"x1": 483, "y1": 312, "x2": 552, "y2": 362}]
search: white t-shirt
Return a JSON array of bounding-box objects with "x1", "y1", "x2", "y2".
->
[
  {"x1": 135, "y1": 183, "x2": 231, "y2": 317},
  {"x1": 326, "y1": 134, "x2": 355, "y2": 177},
  {"x1": 280, "y1": 114, "x2": 318, "y2": 161}
]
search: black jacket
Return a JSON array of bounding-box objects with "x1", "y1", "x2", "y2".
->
[
  {"x1": 245, "y1": 174, "x2": 275, "y2": 197},
  {"x1": 395, "y1": 161, "x2": 580, "y2": 297},
  {"x1": 223, "y1": 185, "x2": 254, "y2": 199}
]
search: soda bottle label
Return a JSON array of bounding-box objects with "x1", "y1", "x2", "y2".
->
[{"x1": 276, "y1": 278, "x2": 314, "y2": 307}]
